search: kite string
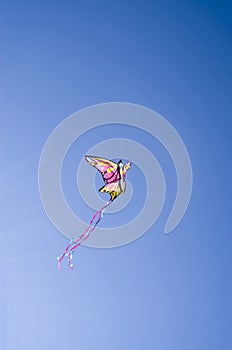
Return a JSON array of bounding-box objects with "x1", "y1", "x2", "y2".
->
[{"x1": 57, "y1": 199, "x2": 113, "y2": 269}]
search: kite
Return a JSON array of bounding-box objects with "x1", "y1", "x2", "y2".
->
[{"x1": 57, "y1": 156, "x2": 131, "y2": 269}]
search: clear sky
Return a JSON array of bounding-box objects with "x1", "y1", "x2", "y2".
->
[{"x1": 1, "y1": 1, "x2": 232, "y2": 349}]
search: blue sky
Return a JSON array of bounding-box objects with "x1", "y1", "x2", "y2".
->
[{"x1": 1, "y1": 1, "x2": 232, "y2": 349}]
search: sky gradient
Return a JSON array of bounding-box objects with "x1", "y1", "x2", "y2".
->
[{"x1": 1, "y1": 1, "x2": 232, "y2": 349}]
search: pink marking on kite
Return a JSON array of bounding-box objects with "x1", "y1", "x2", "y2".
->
[{"x1": 104, "y1": 169, "x2": 120, "y2": 183}]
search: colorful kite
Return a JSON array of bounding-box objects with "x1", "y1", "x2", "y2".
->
[{"x1": 57, "y1": 156, "x2": 131, "y2": 269}]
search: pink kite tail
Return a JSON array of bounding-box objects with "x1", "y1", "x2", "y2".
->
[{"x1": 57, "y1": 199, "x2": 113, "y2": 269}]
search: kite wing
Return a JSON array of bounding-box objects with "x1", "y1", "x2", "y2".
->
[
  {"x1": 99, "y1": 178, "x2": 126, "y2": 201},
  {"x1": 85, "y1": 155, "x2": 120, "y2": 184}
]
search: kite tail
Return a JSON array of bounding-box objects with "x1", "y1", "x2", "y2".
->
[{"x1": 57, "y1": 199, "x2": 113, "y2": 269}]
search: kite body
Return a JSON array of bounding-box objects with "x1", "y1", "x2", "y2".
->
[
  {"x1": 57, "y1": 156, "x2": 131, "y2": 269},
  {"x1": 85, "y1": 156, "x2": 131, "y2": 200}
]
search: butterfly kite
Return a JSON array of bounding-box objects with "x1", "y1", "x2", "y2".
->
[{"x1": 57, "y1": 156, "x2": 131, "y2": 269}]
